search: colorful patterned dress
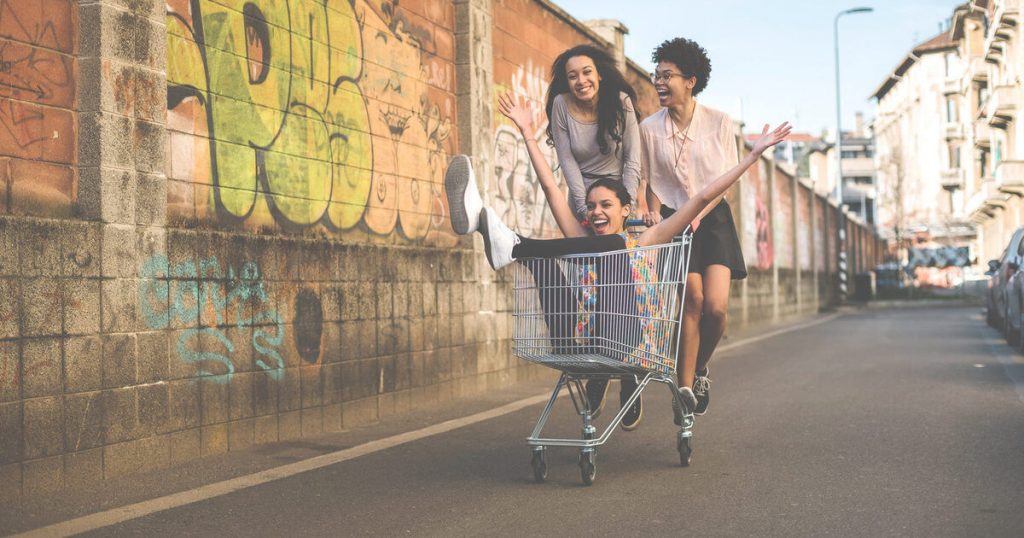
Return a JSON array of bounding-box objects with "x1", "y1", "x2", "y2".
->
[{"x1": 571, "y1": 233, "x2": 676, "y2": 374}]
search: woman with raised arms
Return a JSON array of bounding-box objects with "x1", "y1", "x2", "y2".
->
[{"x1": 445, "y1": 93, "x2": 789, "y2": 428}]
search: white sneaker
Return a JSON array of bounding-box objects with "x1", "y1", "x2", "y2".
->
[
  {"x1": 478, "y1": 207, "x2": 519, "y2": 270},
  {"x1": 445, "y1": 155, "x2": 483, "y2": 235},
  {"x1": 672, "y1": 386, "x2": 697, "y2": 426}
]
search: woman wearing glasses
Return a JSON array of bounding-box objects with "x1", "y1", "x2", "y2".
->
[
  {"x1": 544, "y1": 45, "x2": 645, "y2": 428},
  {"x1": 640, "y1": 37, "x2": 746, "y2": 421}
]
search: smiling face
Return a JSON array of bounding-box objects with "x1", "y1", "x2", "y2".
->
[
  {"x1": 565, "y1": 55, "x2": 601, "y2": 106},
  {"x1": 654, "y1": 60, "x2": 696, "y2": 108},
  {"x1": 585, "y1": 186, "x2": 630, "y2": 235}
]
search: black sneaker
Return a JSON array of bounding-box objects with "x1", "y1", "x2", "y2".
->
[
  {"x1": 620, "y1": 377, "x2": 643, "y2": 431},
  {"x1": 584, "y1": 378, "x2": 609, "y2": 419},
  {"x1": 693, "y1": 368, "x2": 711, "y2": 416}
]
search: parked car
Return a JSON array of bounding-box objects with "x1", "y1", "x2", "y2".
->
[{"x1": 985, "y1": 227, "x2": 1024, "y2": 345}]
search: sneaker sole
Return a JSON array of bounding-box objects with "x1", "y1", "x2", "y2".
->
[
  {"x1": 620, "y1": 396, "x2": 643, "y2": 431},
  {"x1": 445, "y1": 156, "x2": 474, "y2": 235},
  {"x1": 479, "y1": 208, "x2": 496, "y2": 270}
]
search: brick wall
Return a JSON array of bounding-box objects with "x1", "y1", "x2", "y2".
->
[{"x1": 0, "y1": 0, "x2": 77, "y2": 217}]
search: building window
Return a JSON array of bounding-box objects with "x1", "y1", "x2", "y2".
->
[{"x1": 946, "y1": 97, "x2": 958, "y2": 122}]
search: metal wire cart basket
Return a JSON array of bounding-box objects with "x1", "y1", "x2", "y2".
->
[{"x1": 511, "y1": 232, "x2": 694, "y2": 485}]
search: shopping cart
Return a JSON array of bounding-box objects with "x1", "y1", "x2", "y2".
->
[{"x1": 511, "y1": 226, "x2": 694, "y2": 485}]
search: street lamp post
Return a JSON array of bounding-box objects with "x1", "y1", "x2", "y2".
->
[{"x1": 834, "y1": 6, "x2": 873, "y2": 302}]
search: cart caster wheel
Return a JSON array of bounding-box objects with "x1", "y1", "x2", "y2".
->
[
  {"x1": 677, "y1": 435, "x2": 693, "y2": 467},
  {"x1": 579, "y1": 450, "x2": 597, "y2": 486},
  {"x1": 531, "y1": 449, "x2": 547, "y2": 483}
]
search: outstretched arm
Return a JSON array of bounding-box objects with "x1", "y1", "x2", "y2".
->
[
  {"x1": 638, "y1": 122, "x2": 791, "y2": 247},
  {"x1": 497, "y1": 92, "x2": 588, "y2": 238}
]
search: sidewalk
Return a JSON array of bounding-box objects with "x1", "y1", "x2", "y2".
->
[{"x1": 1, "y1": 311, "x2": 840, "y2": 536}]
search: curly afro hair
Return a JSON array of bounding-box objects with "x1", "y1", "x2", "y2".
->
[{"x1": 652, "y1": 38, "x2": 712, "y2": 96}]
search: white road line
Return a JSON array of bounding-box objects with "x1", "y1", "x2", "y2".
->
[
  {"x1": 14, "y1": 395, "x2": 552, "y2": 538},
  {"x1": 16, "y1": 312, "x2": 841, "y2": 537}
]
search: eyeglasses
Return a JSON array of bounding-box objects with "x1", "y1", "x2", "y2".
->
[{"x1": 650, "y1": 71, "x2": 685, "y2": 83}]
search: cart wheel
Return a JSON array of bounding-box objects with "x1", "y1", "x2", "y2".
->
[
  {"x1": 579, "y1": 450, "x2": 596, "y2": 486},
  {"x1": 531, "y1": 449, "x2": 547, "y2": 483},
  {"x1": 677, "y1": 435, "x2": 693, "y2": 467}
]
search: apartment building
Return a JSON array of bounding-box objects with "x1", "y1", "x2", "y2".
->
[
  {"x1": 955, "y1": 0, "x2": 1024, "y2": 264},
  {"x1": 872, "y1": 30, "x2": 970, "y2": 251}
]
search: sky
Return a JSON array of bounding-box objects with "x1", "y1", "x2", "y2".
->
[{"x1": 552, "y1": 0, "x2": 965, "y2": 137}]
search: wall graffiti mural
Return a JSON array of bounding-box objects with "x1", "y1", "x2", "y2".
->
[
  {"x1": 755, "y1": 196, "x2": 773, "y2": 271},
  {"x1": 166, "y1": 0, "x2": 455, "y2": 245},
  {"x1": 492, "y1": 61, "x2": 562, "y2": 239},
  {"x1": 0, "y1": 0, "x2": 76, "y2": 214},
  {"x1": 908, "y1": 246, "x2": 971, "y2": 269},
  {"x1": 139, "y1": 255, "x2": 288, "y2": 383}
]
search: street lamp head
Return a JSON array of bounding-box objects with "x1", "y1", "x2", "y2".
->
[{"x1": 844, "y1": 7, "x2": 874, "y2": 15}]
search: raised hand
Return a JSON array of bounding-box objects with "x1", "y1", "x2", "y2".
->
[
  {"x1": 752, "y1": 122, "x2": 792, "y2": 155},
  {"x1": 497, "y1": 92, "x2": 536, "y2": 138}
]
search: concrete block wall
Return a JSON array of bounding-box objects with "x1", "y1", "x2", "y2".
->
[{"x1": 0, "y1": 0, "x2": 884, "y2": 498}]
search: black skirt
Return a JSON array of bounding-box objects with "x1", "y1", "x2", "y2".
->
[{"x1": 660, "y1": 200, "x2": 747, "y2": 280}]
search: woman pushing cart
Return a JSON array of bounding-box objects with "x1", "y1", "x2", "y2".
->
[{"x1": 445, "y1": 91, "x2": 789, "y2": 484}]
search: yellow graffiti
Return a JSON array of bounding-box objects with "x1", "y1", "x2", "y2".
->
[{"x1": 166, "y1": 0, "x2": 454, "y2": 245}]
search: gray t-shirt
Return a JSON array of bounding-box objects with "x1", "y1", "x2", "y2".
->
[{"x1": 550, "y1": 92, "x2": 642, "y2": 219}]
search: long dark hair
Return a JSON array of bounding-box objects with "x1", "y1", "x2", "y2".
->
[
  {"x1": 545, "y1": 45, "x2": 640, "y2": 156},
  {"x1": 585, "y1": 178, "x2": 632, "y2": 207},
  {"x1": 585, "y1": 179, "x2": 632, "y2": 230}
]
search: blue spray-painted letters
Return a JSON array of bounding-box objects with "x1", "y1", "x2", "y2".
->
[{"x1": 139, "y1": 255, "x2": 286, "y2": 383}]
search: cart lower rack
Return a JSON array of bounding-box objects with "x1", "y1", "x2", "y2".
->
[{"x1": 511, "y1": 233, "x2": 695, "y2": 485}]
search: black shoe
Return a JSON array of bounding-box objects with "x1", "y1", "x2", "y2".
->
[
  {"x1": 620, "y1": 378, "x2": 643, "y2": 431},
  {"x1": 584, "y1": 378, "x2": 609, "y2": 419},
  {"x1": 693, "y1": 368, "x2": 711, "y2": 416}
]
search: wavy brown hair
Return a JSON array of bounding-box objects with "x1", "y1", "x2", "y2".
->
[{"x1": 545, "y1": 45, "x2": 640, "y2": 156}]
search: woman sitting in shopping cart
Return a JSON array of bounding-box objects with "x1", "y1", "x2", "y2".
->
[{"x1": 445, "y1": 93, "x2": 789, "y2": 425}]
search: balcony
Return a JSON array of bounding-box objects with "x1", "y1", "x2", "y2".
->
[
  {"x1": 995, "y1": 0, "x2": 1020, "y2": 31},
  {"x1": 984, "y1": 31, "x2": 1007, "y2": 63},
  {"x1": 996, "y1": 159, "x2": 1024, "y2": 195},
  {"x1": 987, "y1": 84, "x2": 1018, "y2": 125},
  {"x1": 967, "y1": 178, "x2": 1008, "y2": 220},
  {"x1": 941, "y1": 168, "x2": 966, "y2": 191},
  {"x1": 973, "y1": 118, "x2": 992, "y2": 147},
  {"x1": 945, "y1": 122, "x2": 965, "y2": 141},
  {"x1": 970, "y1": 57, "x2": 989, "y2": 82},
  {"x1": 943, "y1": 77, "x2": 961, "y2": 96},
  {"x1": 840, "y1": 157, "x2": 874, "y2": 177}
]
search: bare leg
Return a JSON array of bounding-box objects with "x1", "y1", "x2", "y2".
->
[
  {"x1": 678, "y1": 272, "x2": 703, "y2": 389},
  {"x1": 695, "y1": 264, "x2": 732, "y2": 373}
]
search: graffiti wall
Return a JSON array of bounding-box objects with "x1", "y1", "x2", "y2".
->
[
  {"x1": 0, "y1": 0, "x2": 77, "y2": 216},
  {"x1": 492, "y1": 0, "x2": 607, "y2": 239},
  {"x1": 165, "y1": 0, "x2": 457, "y2": 246},
  {"x1": 741, "y1": 157, "x2": 773, "y2": 271}
]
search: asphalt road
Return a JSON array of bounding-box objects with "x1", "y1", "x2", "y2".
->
[{"x1": 21, "y1": 306, "x2": 1024, "y2": 536}]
